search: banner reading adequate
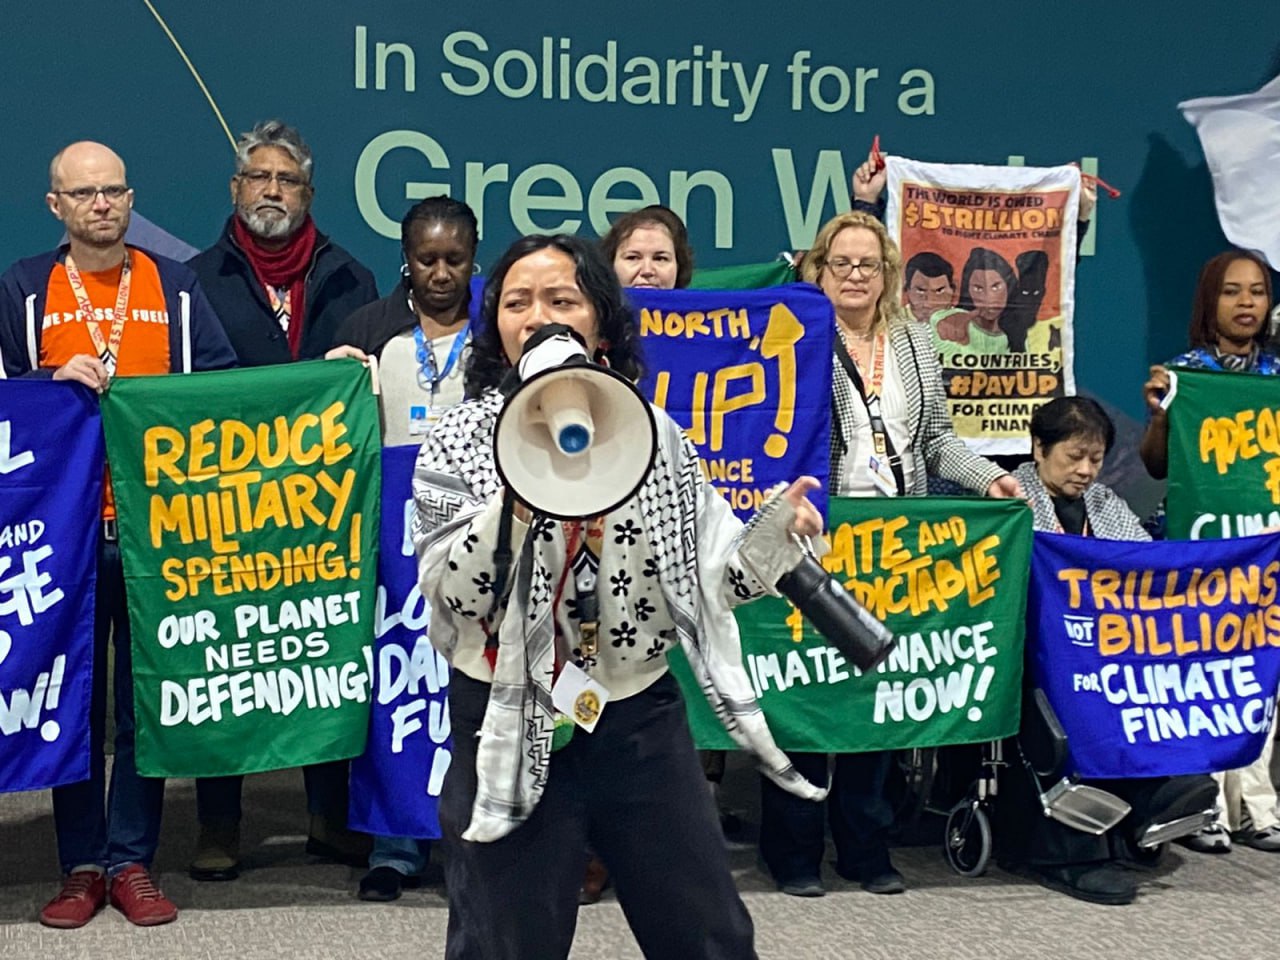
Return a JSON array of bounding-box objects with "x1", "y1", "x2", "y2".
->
[
  {"x1": 349, "y1": 444, "x2": 450, "y2": 838},
  {"x1": 885, "y1": 159, "x2": 1079, "y2": 455},
  {"x1": 1029, "y1": 531, "x2": 1280, "y2": 778},
  {"x1": 632, "y1": 284, "x2": 834, "y2": 519},
  {"x1": 679, "y1": 496, "x2": 1031, "y2": 751},
  {"x1": 1165, "y1": 367, "x2": 1280, "y2": 539},
  {"x1": 100, "y1": 361, "x2": 381, "y2": 778},
  {"x1": 0, "y1": 380, "x2": 101, "y2": 793}
]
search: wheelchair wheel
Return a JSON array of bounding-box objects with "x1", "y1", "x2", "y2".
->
[{"x1": 944, "y1": 800, "x2": 992, "y2": 877}]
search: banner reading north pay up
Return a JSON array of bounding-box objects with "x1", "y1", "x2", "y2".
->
[
  {"x1": 632, "y1": 284, "x2": 834, "y2": 519},
  {"x1": 1165, "y1": 368, "x2": 1280, "y2": 540},
  {"x1": 681, "y1": 497, "x2": 1032, "y2": 751},
  {"x1": 885, "y1": 159, "x2": 1080, "y2": 456},
  {"x1": 101, "y1": 361, "x2": 381, "y2": 778}
]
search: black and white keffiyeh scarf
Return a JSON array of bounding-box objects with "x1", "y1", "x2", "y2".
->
[{"x1": 412, "y1": 390, "x2": 826, "y2": 842}]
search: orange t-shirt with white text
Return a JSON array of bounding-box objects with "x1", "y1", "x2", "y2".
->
[{"x1": 40, "y1": 249, "x2": 171, "y2": 519}]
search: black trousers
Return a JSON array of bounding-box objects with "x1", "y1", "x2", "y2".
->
[
  {"x1": 441, "y1": 671, "x2": 756, "y2": 960},
  {"x1": 758, "y1": 749, "x2": 895, "y2": 884}
]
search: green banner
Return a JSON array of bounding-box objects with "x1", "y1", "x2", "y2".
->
[
  {"x1": 688, "y1": 259, "x2": 795, "y2": 290},
  {"x1": 678, "y1": 496, "x2": 1031, "y2": 751},
  {"x1": 100, "y1": 361, "x2": 382, "y2": 777},
  {"x1": 1166, "y1": 368, "x2": 1280, "y2": 540}
]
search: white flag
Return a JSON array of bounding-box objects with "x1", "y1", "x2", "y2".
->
[{"x1": 1180, "y1": 75, "x2": 1280, "y2": 270}]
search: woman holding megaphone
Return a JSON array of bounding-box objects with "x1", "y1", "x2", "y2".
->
[{"x1": 412, "y1": 233, "x2": 830, "y2": 960}]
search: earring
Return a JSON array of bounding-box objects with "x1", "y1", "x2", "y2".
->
[{"x1": 400, "y1": 263, "x2": 410, "y2": 278}]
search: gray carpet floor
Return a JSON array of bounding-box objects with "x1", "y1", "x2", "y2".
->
[{"x1": 2, "y1": 756, "x2": 1279, "y2": 959}]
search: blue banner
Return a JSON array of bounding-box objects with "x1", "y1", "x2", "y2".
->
[
  {"x1": 1028, "y1": 531, "x2": 1280, "y2": 779},
  {"x1": 348, "y1": 444, "x2": 450, "y2": 838},
  {"x1": 0, "y1": 379, "x2": 102, "y2": 793},
  {"x1": 631, "y1": 284, "x2": 834, "y2": 518}
]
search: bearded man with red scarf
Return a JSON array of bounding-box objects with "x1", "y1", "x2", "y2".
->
[
  {"x1": 187, "y1": 120, "x2": 378, "y2": 880},
  {"x1": 191, "y1": 119, "x2": 377, "y2": 365}
]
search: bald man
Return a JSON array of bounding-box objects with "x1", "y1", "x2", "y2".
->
[{"x1": 0, "y1": 142, "x2": 235, "y2": 929}]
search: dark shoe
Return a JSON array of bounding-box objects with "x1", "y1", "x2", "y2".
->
[
  {"x1": 39, "y1": 871, "x2": 106, "y2": 929},
  {"x1": 1177, "y1": 824, "x2": 1232, "y2": 854},
  {"x1": 306, "y1": 814, "x2": 373, "y2": 867},
  {"x1": 109, "y1": 866, "x2": 179, "y2": 926},
  {"x1": 189, "y1": 819, "x2": 241, "y2": 881},
  {"x1": 778, "y1": 877, "x2": 825, "y2": 897},
  {"x1": 1234, "y1": 824, "x2": 1280, "y2": 852},
  {"x1": 579, "y1": 854, "x2": 610, "y2": 905},
  {"x1": 358, "y1": 866, "x2": 404, "y2": 902},
  {"x1": 861, "y1": 868, "x2": 906, "y2": 895},
  {"x1": 1024, "y1": 862, "x2": 1136, "y2": 906}
]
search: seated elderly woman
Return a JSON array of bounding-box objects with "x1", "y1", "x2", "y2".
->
[{"x1": 998, "y1": 396, "x2": 1217, "y2": 905}]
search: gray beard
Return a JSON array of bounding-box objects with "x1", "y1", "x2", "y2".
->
[{"x1": 239, "y1": 204, "x2": 306, "y2": 240}]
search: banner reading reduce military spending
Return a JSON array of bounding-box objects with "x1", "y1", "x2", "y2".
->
[
  {"x1": 101, "y1": 361, "x2": 381, "y2": 778},
  {"x1": 681, "y1": 496, "x2": 1031, "y2": 752}
]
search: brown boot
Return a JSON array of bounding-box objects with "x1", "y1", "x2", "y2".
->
[{"x1": 579, "y1": 854, "x2": 610, "y2": 905}]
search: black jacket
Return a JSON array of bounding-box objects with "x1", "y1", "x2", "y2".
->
[
  {"x1": 332, "y1": 279, "x2": 417, "y2": 359},
  {"x1": 189, "y1": 217, "x2": 379, "y2": 366}
]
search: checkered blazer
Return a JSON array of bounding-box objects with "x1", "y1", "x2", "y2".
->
[{"x1": 830, "y1": 319, "x2": 1005, "y2": 496}]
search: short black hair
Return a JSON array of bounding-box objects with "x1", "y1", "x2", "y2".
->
[
  {"x1": 400, "y1": 196, "x2": 478, "y2": 253},
  {"x1": 465, "y1": 234, "x2": 645, "y2": 397},
  {"x1": 904, "y1": 251, "x2": 954, "y2": 287},
  {"x1": 1030, "y1": 396, "x2": 1115, "y2": 454}
]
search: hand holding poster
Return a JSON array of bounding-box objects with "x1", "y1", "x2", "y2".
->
[
  {"x1": 1028, "y1": 531, "x2": 1280, "y2": 777},
  {"x1": 885, "y1": 159, "x2": 1079, "y2": 455},
  {"x1": 0, "y1": 380, "x2": 101, "y2": 793},
  {"x1": 1165, "y1": 368, "x2": 1280, "y2": 539},
  {"x1": 349, "y1": 445, "x2": 450, "y2": 838},
  {"x1": 632, "y1": 284, "x2": 834, "y2": 518},
  {"x1": 680, "y1": 496, "x2": 1031, "y2": 751},
  {"x1": 100, "y1": 360, "x2": 381, "y2": 777}
]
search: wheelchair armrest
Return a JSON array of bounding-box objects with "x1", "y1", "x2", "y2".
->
[{"x1": 1020, "y1": 688, "x2": 1068, "y2": 779}]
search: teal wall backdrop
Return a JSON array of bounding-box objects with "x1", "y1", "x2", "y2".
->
[{"x1": 3, "y1": 3, "x2": 1278, "y2": 416}]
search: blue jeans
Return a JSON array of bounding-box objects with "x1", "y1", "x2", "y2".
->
[
  {"x1": 370, "y1": 835, "x2": 431, "y2": 877},
  {"x1": 51, "y1": 540, "x2": 166, "y2": 876}
]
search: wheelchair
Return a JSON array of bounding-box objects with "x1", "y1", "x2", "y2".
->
[{"x1": 896, "y1": 689, "x2": 1218, "y2": 878}]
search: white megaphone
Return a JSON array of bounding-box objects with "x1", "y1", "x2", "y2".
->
[{"x1": 493, "y1": 325, "x2": 658, "y2": 519}]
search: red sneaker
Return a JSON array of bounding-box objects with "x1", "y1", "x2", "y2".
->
[
  {"x1": 109, "y1": 865, "x2": 178, "y2": 926},
  {"x1": 39, "y1": 870, "x2": 107, "y2": 928}
]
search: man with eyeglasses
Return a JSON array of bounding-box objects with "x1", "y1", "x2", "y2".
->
[
  {"x1": 187, "y1": 120, "x2": 378, "y2": 883},
  {"x1": 0, "y1": 141, "x2": 235, "y2": 929},
  {"x1": 190, "y1": 119, "x2": 377, "y2": 366}
]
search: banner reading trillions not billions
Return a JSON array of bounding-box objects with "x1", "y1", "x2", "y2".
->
[{"x1": 101, "y1": 361, "x2": 381, "y2": 778}]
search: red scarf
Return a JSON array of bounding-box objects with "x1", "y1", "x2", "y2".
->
[{"x1": 232, "y1": 215, "x2": 318, "y2": 359}]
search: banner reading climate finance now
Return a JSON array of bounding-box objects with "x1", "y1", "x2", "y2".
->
[
  {"x1": 678, "y1": 496, "x2": 1031, "y2": 752},
  {"x1": 101, "y1": 361, "x2": 381, "y2": 778}
]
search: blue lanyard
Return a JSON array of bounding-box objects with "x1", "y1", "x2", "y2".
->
[{"x1": 414, "y1": 320, "x2": 470, "y2": 396}]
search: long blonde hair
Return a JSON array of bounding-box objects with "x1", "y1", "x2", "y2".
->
[{"x1": 801, "y1": 211, "x2": 905, "y2": 331}]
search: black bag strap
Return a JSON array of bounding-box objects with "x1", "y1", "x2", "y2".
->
[{"x1": 833, "y1": 340, "x2": 906, "y2": 497}]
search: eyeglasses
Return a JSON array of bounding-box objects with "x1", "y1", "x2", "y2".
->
[
  {"x1": 237, "y1": 170, "x2": 310, "y2": 192},
  {"x1": 824, "y1": 257, "x2": 884, "y2": 280},
  {"x1": 53, "y1": 185, "x2": 131, "y2": 205}
]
